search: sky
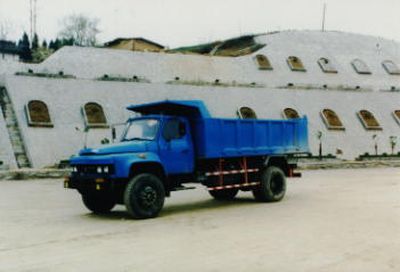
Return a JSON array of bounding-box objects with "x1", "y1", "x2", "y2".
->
[{"x1": 0, "y1": 0, "x2": 400, "y2": 48}]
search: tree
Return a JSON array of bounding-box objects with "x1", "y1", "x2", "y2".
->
[
  {"x1": 58, "y1": 14, "x2": 100, "y2": 46},
  {"x1": 18, "y1": 32, "x2": 32, "y2": 62},
  {"x1": 31, "y1": 33, "x2": 39, "y2": 50},
  {"x1": 42, "y1": 40, "x2": 48, "y2": 48},
  {"x1": 49, "y1": 38, "x2": 62, "y2": 51}
]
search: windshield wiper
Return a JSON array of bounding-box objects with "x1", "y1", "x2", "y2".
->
[{"x1": 123, "y1": 137, "x2": 152, "y2": 141}]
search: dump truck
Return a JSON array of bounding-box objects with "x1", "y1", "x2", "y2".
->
[{"x1": 65, "y1": 100, "x2": 309, "y2": 219}]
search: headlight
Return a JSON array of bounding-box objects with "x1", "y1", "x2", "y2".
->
[
  {"x1": 72, "y1": 166, "x2": 78, "y2": 172},
  {"x1": 104, "y1": 166, "x2": 109, "y2": 173},
  {"x1": 97, "y1": 166, "x2": 102, "y2": 173}
]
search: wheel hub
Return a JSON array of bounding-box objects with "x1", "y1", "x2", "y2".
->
[
  {"x1": 271, "y1": 174, "x2": 283, "y2": 195},
  {"x1": 139, "y1": 186, "x2": 157, "y2": 206}
]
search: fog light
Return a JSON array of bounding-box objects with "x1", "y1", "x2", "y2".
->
[
  {"x1": 64, "y1": 177, "x2": 70, "y2": 188},
  {"x1": 95, "y1": 178, "x2": 105, "y2": 183}
]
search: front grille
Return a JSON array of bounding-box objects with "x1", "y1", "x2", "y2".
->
[{"x1": 72, "y1": 164, "x2": 115, "y2": 175}]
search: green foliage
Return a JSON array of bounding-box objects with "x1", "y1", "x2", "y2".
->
[{"x1": 31, "y1": 46, "x2": 53, "y2": 63}]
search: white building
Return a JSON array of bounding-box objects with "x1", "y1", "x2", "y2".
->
[{"x1": 0, "y1": 30, "x2": 400, "y2": 169}]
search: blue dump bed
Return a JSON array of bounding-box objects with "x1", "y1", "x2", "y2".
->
[
  {"x1": 128, "y1": 100, "x2": 309, "y2": 159},
  {"x1": 193, "y1": 117, "x2": 309, "y2": 159}
]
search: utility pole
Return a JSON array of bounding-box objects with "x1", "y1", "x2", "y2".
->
[
  {"x1": 321, "y1": 3, "x2": 327, "y2": 32},
  {"x1": 29, "y1": 0, "x2": 33, "y2": 42},
  {"x1": 29, "y1": 0, "x2": 37, "y2": 43}
]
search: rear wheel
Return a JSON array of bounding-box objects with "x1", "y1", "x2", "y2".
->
[
  {"x1": 252, "y1": 166, "x2": 286, "y2": 202},
  {"x1": 82, "y1": 192, "x2": 116, "y2": 214},
  {"x1": 209, "y1": 188, "x2": 239, "y2": 200},
  {"x1": 124, "y1": 173, "x2": 165, "y2": 219}
]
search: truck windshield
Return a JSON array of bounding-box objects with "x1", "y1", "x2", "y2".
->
[{"x1": 122, "y1": 119, "x2": 160, "y2": 141}]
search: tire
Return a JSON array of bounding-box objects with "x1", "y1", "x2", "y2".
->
[
  {"x1": 82, "y1": 192, "x2": 116, "y2": 214},
  {"x1": 252, "y1": 166, "x2": 286, "y2": 202},
  {"x1": 124, "y1": 173, "x2": 165, "y2": 219},
  {"x1": 209, "y1": 188, "x2": 239, "y2": 200}
]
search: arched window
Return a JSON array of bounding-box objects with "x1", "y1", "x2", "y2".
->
[
  {"x1": 357, "y1": 110, "x2": 382, "y2": 130},
  {"x1": 237, "y1": 106, "x2": 257, "y2": 119},
  {"x1": 318, "y1": 57, "x2": 338, "y2": 73},
  {"x1": 25, "y1": 100, "x2": 53, "y2": 127},
  {"x1": 82, "y1": 102, "x2": 108, "y2": 128},
  {"x1": 320, "y1": 109, "x2": 345, "y2": 130},
  {"x1": 283, "y1": 108, "x2": 300, "y2": 119},
  {"x1": 392, "y1": 110, "x2": 400, "y2": 125},
  {"x1": 287, "y1": 56, "x2": 306, "y2": 72},
  {"x1": 351, "y1": 59, "x2": 371, "y2": 74},
  {"x1": 255, "y1": 54, "x2": 273, "y2": 70},
  {"x1": 382, "y1": 60, "x2": 400, "y2": 75}
]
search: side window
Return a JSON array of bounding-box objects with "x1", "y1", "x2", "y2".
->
[
  {"x1": 82, "y1": 102, "x2": 108, "y2": 128},
  {"x1": 237, "y1": 106, "x2": 257, "y2": 119},
  {"x1": 382, "y1": 60, "x2": 400, "y2": 75},
  {"x1": 351, "y1": 59, "x2": 371, "y2": 74},
  {"x1": 318, "y1": 57, "x2": 338, "y2": 73},
  {"x1": 25, "y1": 100, "x2": 53, "y2": 127},
  {"x1": 283, "y1": 108, "x2": 300, "y2": 119},
  {"x1": 321, "y1": 109, "x2": 345, "y2": 130},
  {"x1": 255, "y1": 54, "x2": 273, "y2": 70},
  {"x1": 163, "y1": 119, "x2": 186, "y2": 140},
  {"x1": 287, "y1": 56, "x2": 306, "y2": 72},
  {"x1": 357, "y1": 110, "x2": 382, "y2": 130}
]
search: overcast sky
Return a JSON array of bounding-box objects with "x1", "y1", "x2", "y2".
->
[{"x1": 0, "y1": 0, "x2": 399, "y2": 48}]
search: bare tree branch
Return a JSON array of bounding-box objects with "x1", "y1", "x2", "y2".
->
[{"x1": 58, "y1": 14, "x2": 100, "y2": 46}]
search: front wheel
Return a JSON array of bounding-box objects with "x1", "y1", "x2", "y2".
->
[
  {"x1": 252, "y1": 166, "x2": 286, "y2": 202},
  {"x1": 82, "y1": 192, "x2": 116, "y2": 214},
  {"x1": 209, "y1": 188, "x2": 239, "y2": 200},
  {"x1": 124, "y1": 173, "x2": 165, "y2": 219}
]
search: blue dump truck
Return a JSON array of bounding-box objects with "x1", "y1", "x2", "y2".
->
[{"x1": 65, "y1": 100, "x2": 309, "y2": 219}]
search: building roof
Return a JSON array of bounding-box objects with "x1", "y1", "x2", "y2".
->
[
  {"x1": 168, "y1": 34, "x2": 266, "y2": 56},
  {"x1": 103, "y1": 37, "x2": 165, "y2": 49}
]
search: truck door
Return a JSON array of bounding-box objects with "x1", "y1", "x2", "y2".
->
[{"x1": 159, "y1": 118, "x2": 194, "y2": 174}]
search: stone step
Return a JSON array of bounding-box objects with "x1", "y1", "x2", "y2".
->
[
  {"x1": 4, "y1": 108, "x2": 15, "y2": 116},
  {"x1": 7, "y1": 125, "x2": 20, "y2": 132},
  {"x1": 1, "y1": 90, "x2": 31, "y2": 169},
  {"x1": 13, "y1": 145, "x2": 26, "y2": 154},
  {"x1": 8, "y1": 131, "x2": 22, "y2": 139},
  {"x1": 10, "y1": 139, "x2": 23, "y2": 146},
  {"x1": 6, "y1": 120, "x2": 17, "y2": 126},
  {"x1": 16, "y1": 155, "x2": 30, "y2": 168}
]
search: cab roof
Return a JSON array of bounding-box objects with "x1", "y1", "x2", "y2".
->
[{"x1": 127, "y1": 100, "x2": 211, "y2": 119}]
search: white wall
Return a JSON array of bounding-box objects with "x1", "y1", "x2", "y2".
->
[
  {"x1": 1, "y1": 30, "x2": 400, "y2": 168},
  {"x1": 2, "y1": 75, "x2": 400, "y2": 168}
]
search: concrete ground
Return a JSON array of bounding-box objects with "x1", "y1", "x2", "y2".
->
[{"x1": 0, "y1": 168, "x2": 399, "y2": 272}]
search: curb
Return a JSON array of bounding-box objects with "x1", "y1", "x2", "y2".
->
[
  {"x1": 1, "y1": 160, "x2": 400, "y2": 180},
  {"x1": 0, "y1": 169, "x2": 70, "y2": 181}
]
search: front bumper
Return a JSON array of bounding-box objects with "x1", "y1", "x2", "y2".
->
[{"x1": 64, "y1": 175, "x2": 126, "y2": 192}]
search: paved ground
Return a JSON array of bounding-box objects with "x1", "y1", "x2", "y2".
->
[{"x1": 0, "y1": 168, "x2": 399, "y2": 272}]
